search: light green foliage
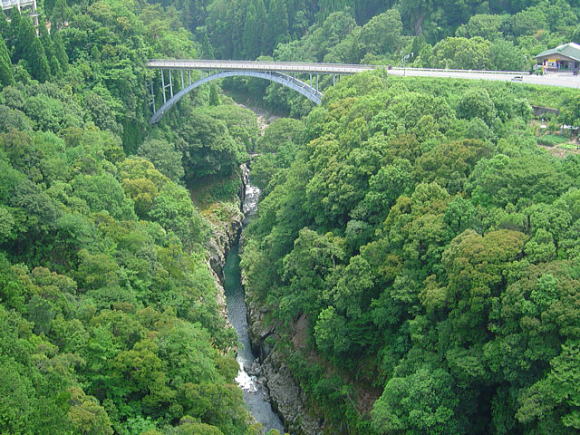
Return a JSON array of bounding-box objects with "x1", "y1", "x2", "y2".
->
[
  {"x1": 457, "y1": 88, "x2": 497, "y2": 125},
  {"x1": 490, "y1": 40, "x2": 529, "y2": 71},
  {"x1": 275, "y1": 11, "x2": 357, "y2": 62},
  {"x1": 426, "y1": 37, "x2": 492, "y2": 70},
  {"x1": 252, "y1": 117, "x2": 305, "y2": 193},
  {"x1": 456, "y1": 14, "x2": 506, "y2": 41},
  {"x1": 202, "y1": 104, "x2": 260, "y2": 152},
  {"x1": 0, "y1": 37, "x2": 14, "y2": 86},
  {"x1": 148, "y1": 182, "x2": 209, "y2": 250},
  {"x1": 72, "y1": 172, "x2": 136, "y2": 220},
  {"x1": 371, "y1": 368, "x2": 459, "y2": 434},
  {"x1": 0, "y1": 1, "x2": 252, "y2": 433},
  {"x1": 0, "y1": 0, "x2": 578, "y2": 433},
  {"x1": 559, "y1": 95, "x2": 580, "y2": 127},
  {"x1": 468, "y1": 153, "x2": 573, "y2": 207}
]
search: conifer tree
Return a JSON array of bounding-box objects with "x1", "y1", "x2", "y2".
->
[
  {"x1": 51, "y1": 0, "x2": 71, "y2": 30},
  {"x1": 0, "y1": 37, "x2": 14, "y2": 86},
  {"x1": 209, "y1": 83, "x2": 221, "y2": 105},
  {"x1": 317, "y1": 0, "x2": 352, "y2": 21},
  {"x1": 200, "y1": 32, "x2": 215, "y2": 59},
  {"x1": 39, "y1": 17, "x2": 61, "y2": 76},
  {"x1": 8, "y1": 8, "x2": 22, "y2": 55},
  {"x1": 44, "y1": 0, "x2": 57, "y2": 16},
  {"x1": 28, "y1": 37, "x2": 51, "y2": 82},
  {"x1": 242, "y1": 0, "x2": 266, "y2": 59},
  {"x1": 12, "y1": 11, "x2": 36, "y2": 64},
  {"x1": 263, "y1": 0, "x2": 289, "y2": 54},
  {"x1": 52, "y1": 31, "x2": 68, "y2": 71},
  {"x1": 0, "y1": 11, "x2": 9, "y2": 39},
  {"x1": 14, "y1": 16, "x2": 51, "y2": 82}
]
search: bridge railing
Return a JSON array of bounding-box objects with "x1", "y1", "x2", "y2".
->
[
  {"x1": 146, "y1": 59, "x2": 375, "y2": 74},
  {"x1": 146, "y1": 59, "x2": 529, "y2": 76},
  {"x1": 389, "y1": 67, "x2": 529, "y2": 75}
]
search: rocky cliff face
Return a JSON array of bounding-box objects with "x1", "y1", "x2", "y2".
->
[
  {"x1": 244, "y1": 294, "x2": 324, "y2": 435},
  {"x1": 206, "y1": 172, "x2": 245, "y2": 319}
]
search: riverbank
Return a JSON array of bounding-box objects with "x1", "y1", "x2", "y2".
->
[
  {"x1": 237, "y1": 108, "x2": 325, "y2": 434},
  {"x1": 223, "y1": 170, "x2": 286, "y2": 433}
]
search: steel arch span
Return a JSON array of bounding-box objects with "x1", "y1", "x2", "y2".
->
[{"x1": 150, "y1": 70, "x2": 323, "y2": 123}]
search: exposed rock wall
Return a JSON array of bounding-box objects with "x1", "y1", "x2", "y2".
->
[
  {"x1": 244, "y1": 294, "x2": 324, "y2": 435},
  {"x1": 206, "y1": 172, "x2": 245, "y2": 319}
]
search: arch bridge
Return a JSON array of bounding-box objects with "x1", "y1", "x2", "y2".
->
[
  {"x1": 146, "y1": 60, "x2": 372, "y2": 123},
  {"x1": 146, "y1": 59, "x2": 578, "y2": 123}
]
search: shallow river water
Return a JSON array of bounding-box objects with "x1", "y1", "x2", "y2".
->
[{"x1": 223, "y1": 180, "x2": 285, "y2": 433}]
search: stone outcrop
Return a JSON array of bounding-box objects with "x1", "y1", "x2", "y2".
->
[
  {"x1": 206, "y1": 171, "x2": 245, "y2": 318},
  {"x1": 243, "y1": 257, "x2": 324, "y2": 435}
]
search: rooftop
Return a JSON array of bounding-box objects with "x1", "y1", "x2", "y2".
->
[{"x1": 535, "y1": 42, "x2": 580, "y2": 62}]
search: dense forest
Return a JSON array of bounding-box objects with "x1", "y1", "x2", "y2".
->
[
  {"x1": 157, "y1": 0, "x2": 579, "y2": 65},
  {"x1": 0, "y1": 0, "x2": 578, "y2": 434},
  {"x1": 154, "y1": 0, "x2": 580, "y2": 115},
  {"x1": 0, "y1": 0, "x2": 260, "y2": 433},
  {"x1": 243, "y1": 72, "x2": 580, "y2": 433}
]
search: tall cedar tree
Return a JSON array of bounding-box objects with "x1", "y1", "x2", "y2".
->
[
  {"x1": 242, "y1": 0, "x2": 266, "y2": 59},
  {"x1": 8, "y1": 8, "x2": 22, "y2": 57},
  {"x1": 263, "y1": 0, "x2": 289, "y2": 54},
  {"x1": 0, "y1": 11, "x2": 9, "y2": 39},
  {"x1": 52, "y1": 31, "x2": 68, "y2": 71},
  {"x1": 16, "y1": 17, "x2": 51, "y2": 82},
  {"x1": 39, "y1": 18, "x2": 61, "y2": 76},
  {"x1": 0, "y1": 37, "x2": 14, "y2": 86}
]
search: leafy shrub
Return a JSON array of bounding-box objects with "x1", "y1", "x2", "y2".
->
[{"x1": 537, "y1": 134, "x2": 568, "y2": 147}]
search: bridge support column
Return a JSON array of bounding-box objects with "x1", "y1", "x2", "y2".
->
[
  {"x1": 160, "y1": 69, "x2": 166, "y2": 104},
  {"x1": 180, "y1": 70, "x2": 185, "y2": 89},
  {"x1": 149, "y1": 80, "x2": 156, "y2": 113},
  {"x1": 316, "y1": 74, "x2": 319, "y2": 91},
  {"x1": 149, "y1": 69, "x2": 323, "y2": 123}
]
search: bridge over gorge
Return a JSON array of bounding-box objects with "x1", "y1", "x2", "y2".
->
[{"x1": 146, "y1": 59, "x2": 580, "y2": 123}]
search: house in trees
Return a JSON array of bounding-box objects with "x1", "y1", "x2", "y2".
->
[
  {"x1": 535, "y1": 42, "x2": 580, "y2": 74},
  {"x1": 1, "y1": 0, "x2": 38, "y2": 26}
]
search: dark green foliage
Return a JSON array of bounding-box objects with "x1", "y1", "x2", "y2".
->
[
  {"x1": 170, "y1": 106, "x2": 249, "y2": 187},
  {"x1": 138, "y1": 138, "x2": 184, "y2": 182},
  {"x1": 51, "y1": 31, "x2": 68, "y2": 72},
  {"x1": 0, "y1": 1, "x2": 255, "y2": 433},
  {"x1": 196, "y1": 0, "x2": 577, "y2": 114},
  {"x1": 0, "y1": 0, "x2": 578, "y2": 433},
  {"x1": 0, "y1": 37, "x2": 14, "y2": 86},
  {"x1": 39, "y1": 19, "x2": 61, "y2": 77},
  {"x1": 13, "y1": 16, "x2": 50, "y2": 82},
  {"x1": 241, "y1": 70, "x2": 580, "y2": 433}
]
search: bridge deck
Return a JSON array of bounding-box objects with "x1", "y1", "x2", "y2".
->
[
  {"x1": 147, "y1": 59, "x2": 376, "y2": 75},
  {"x1": 146, "y1": 60, "x2": 580, "y2": 89}
]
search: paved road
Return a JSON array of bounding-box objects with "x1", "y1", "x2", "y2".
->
[
  {"x1": 388, "y1": 67, "x2": 580, "y2": 89},
  {"x1": 147, "y1": 59, "x2": 375, "y2": 74},
  {"x1": 146, "y1": 60, "x2": 580, "y2": 89}
]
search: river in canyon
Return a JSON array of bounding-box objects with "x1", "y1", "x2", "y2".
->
[{"x1": 223, "y1": 178, "x2": 285, "y2": 433}]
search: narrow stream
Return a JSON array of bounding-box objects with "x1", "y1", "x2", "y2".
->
[{"x1": 223, "y1": 180, "x2": 285, "y2": 433}]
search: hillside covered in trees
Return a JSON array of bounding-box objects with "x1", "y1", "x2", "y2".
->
[
  {"x1": 0, "y1": 0, "x2": 578, "y2": 434},
  {"x1": 149, "y1": 0, "x2": 580, "y2": 114},
  {"x1": 0, "y1": 0, "x2": 260, "y2": 433},
  {"x1": 163, "y1": 0, "x2": 580, "y2": 69},
  {"x1": 243, "y1": 73, "x2": 580, "y2": 433}
]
